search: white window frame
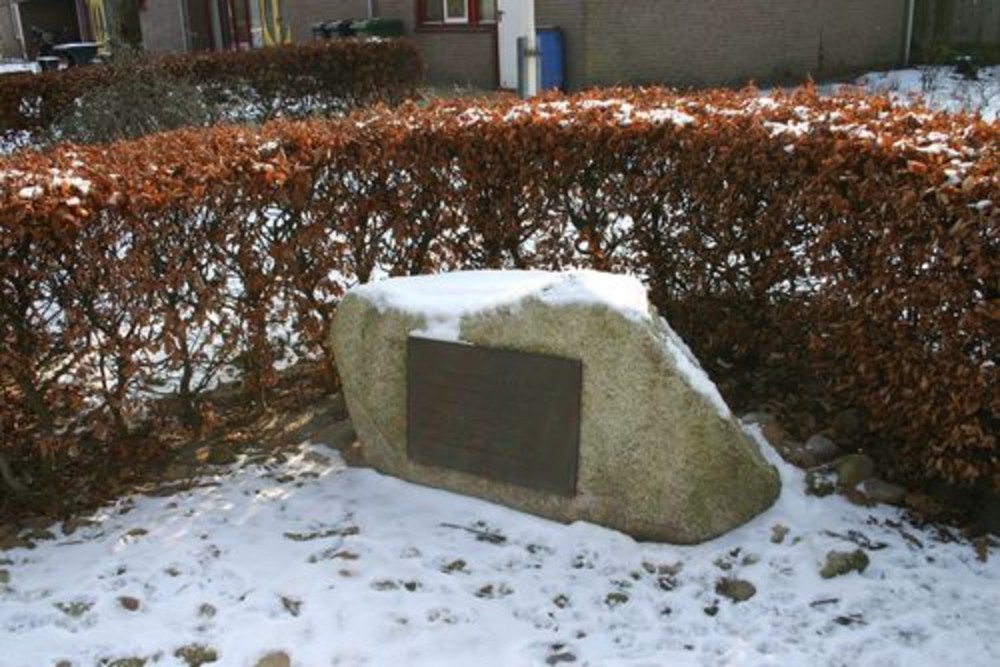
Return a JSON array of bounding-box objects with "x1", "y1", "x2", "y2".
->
[{"x1": 443, "y1": 0, "x2": 469, "y2": 24}]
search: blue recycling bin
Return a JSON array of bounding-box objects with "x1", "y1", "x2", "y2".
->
[{"x1": 537, "y1": 27, "x2": 565, "y2": 91}]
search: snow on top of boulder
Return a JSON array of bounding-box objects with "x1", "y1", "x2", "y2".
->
[
  {"x1": 352, "y1": 270, "x2": 650, "y2": 338},
  {"x1": 349, "y1": 270, "x2": 731, "y2": 419}
]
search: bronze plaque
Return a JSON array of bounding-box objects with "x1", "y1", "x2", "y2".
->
[{"x1": 407, "y1": 336, "x2": 582, "y2": 497}]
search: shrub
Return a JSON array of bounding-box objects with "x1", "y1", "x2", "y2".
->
[
  {"x1": 0, "y1": 40, "x2": 423, "y2": 145},
  {"x1": 49, "y1": 49, "x2": 211, "y2": 144},
  {"x1": 0, "y1": 86, "x2": 995, "y2": 497}
]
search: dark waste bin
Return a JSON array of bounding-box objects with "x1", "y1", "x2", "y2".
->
[
  {"x1": 52, "y1": 42, "x2": 99, "y2": 67},
  {"x1": 329, "y1": 19, "x2": 357, "y2": 37},
  {"x1": 37, "y1": 56, "x2": 60, "y2": 72},
  {"x1": 313, "y1": 20, "x2": 358, "y2": 40},
  {"x1": 352, "y1": 18, "x2": 405, "y2": 38},
  {"x1": 312, "y1": 22, "x2": 333, "y2": 40},
  {"x1": 537, "y1": 27, "x2": 565, "y2": 91}
]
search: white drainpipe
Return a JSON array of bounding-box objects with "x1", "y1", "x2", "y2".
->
[
  {"x1": 523, "y1": 0, "x2": 539, "y2": 98},
  {"x1": 367, "y1": 0, "x2": 375, "y2": 19},
  {"x1": 904, "y1": 0, "x2": 916, "y2": 67}
]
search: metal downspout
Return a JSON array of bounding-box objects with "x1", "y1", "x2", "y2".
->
[{"x1": 904, "y1": 0, "x2": 916, "y2": 66}]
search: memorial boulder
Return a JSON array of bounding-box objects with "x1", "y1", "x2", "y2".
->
[{"x1": 331, "y1": 271, "x2": 780, "y2": 544}]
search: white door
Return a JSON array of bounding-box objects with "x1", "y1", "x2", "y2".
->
[{"x1": 497, "y1": 0, "x2": 534, "y2": 90}]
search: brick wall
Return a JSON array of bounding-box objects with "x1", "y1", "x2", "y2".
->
[
  {"x1": 0, "y1": 1, "x2": 22, "y2": 59},
  {"x1": 287, "y1": 0, "x2": 495, "y2": 88},
  {"x1": 539, "y1": 0, "x2": 907, "y2": 89},
  {"x1": 125, "y1": 1, "x2": 906, "y2": 91},
  {"x1": 140, "y1": 0, "x2": 188, "y2": 54},
  {"x1": 946, "y1": 0, "x2": 1000, "y2": 48},
  {"x1": 410, "y1": 27, "x2": 496, "y2": 87},
  {"x1": 913, "y1": 0, "x2": 1000, "y2": 61},
  {"x1": 378, "y1": 0, "x2": 496, "y2": 88}
]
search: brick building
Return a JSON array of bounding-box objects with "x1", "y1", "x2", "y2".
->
[
  {"x1": 299, "y1": 0, "x2": 911, "y2": 90},
  {"x1": 3, "y1": 1, "x2": 918, "y2": 91}
]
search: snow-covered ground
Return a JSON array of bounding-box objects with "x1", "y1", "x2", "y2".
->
[
  {"x1": 1, "y1": 425, "x2": 996, "y2": 667},
  {"x1": 846, "y1": 65, "x2": 1000, "y2": 120}
]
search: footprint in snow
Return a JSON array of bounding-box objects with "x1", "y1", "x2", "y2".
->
[
  {"x1": 426, "y1": 606, "x2": 469, "y2": 625},
  {"x1": 370, "y1": 579, "x2": 422, "y2": 592},
  {"x1": 474, "y1": 582, "x2": 513, "y2": 599},
  {"x1": 283, "y1": 525, "x2": 359, "y2": 542},
  {"x1": 438, "y1": 558, "x2": 468, "y2": 574}
]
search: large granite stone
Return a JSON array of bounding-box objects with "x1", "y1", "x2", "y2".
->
[{"x1": 331, "y1": 271, "x2": 779, "y2": 544}]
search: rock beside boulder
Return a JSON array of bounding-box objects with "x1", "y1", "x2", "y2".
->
[
  {"x1": 805, "y1": 469, "x2": 837, "y2": 497},
  {"x1": 256, "y1": 652, "x2": 291, "y2": 667},
  {"x1": 832, "y1": 408, "x2": 866, "y2": 440},
  {"x1": 741, "y1": 412, "x2": 787, "y2": 447},
  {"x1": 802, "y1": 434, "x2": 841, "y2": 467},
  {"x1": 175, "y1": 644, "x2": 218, "y2": 667},
  {"x1": 118, "y1": 596, "x2": 141, "y2": 612},
  {"x1": 821, "y1": 549, "x2": 870, "y2": 579},
  {"x1": 332, "y1": 271, "x2": 780, "y2": 544},
  {"x1": 716, "y1": 578, "x2": 757, "y2": 602},
  {"x1": 833, "y1": 454, "x2": 876, "y2": 489},
  {"x1": 862, "y1": 479, "x2": 907, "y2": 505}
]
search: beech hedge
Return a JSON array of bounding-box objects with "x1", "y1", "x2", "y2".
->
[{"x1": 0, "y1": 86, "x2": 996, "y2": 492}]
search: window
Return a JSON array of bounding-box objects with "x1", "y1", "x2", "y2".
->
[
  {"x1": 420, "y1": 0, "x2": 497, "y2": 26},
  {"x1": 479, "y1": 0, "x2": 497, "y2": 23},
  {"x1": 445, "y1": 0, "x2": 468, "y2": 23}
]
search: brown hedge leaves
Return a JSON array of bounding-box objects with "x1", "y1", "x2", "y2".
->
[{"x1": 0, "y1": 85, "x2": 996, "y2": 492}]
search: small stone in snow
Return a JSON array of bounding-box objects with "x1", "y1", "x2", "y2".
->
[
  {"x1": 805, "y1": 469, "x2": 837, "y2": 497},
  {"x1": 820, "y1": 549, "x2": 870, "y2": 579},
  {"x1": 441, "y1": 559, "x2": 467, "y2": 573},
  {"x1": 119, "y1": 596, "x2": 141, "y2": 611},
  {"x1": 198, "y1": 603, "x2": 217, "y2": 618},
  {"x1": 256, "y1": 652, "x2": 291, "y2": 667},
  {"x1": 715, "y1": 578, "x2": 757, "y2": 603},
  {"x1": 106, "y1": 659, "x2": 147, "y2": 667},
  {"x1": 605, "y1": 592, "x2": 629, "y2": 607},
  {"x1": 175, "y1": 643, "x2": 219, "y2": 666},
  {"x1": 0, "y1": 569, "x2": 9, "y2": 585},
  {"x1": 771, "y1": 524, "x2": 790, "y2": 544},
  {"x1": 546, "y1": 651, "x2": 577, "y2": 665}
]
